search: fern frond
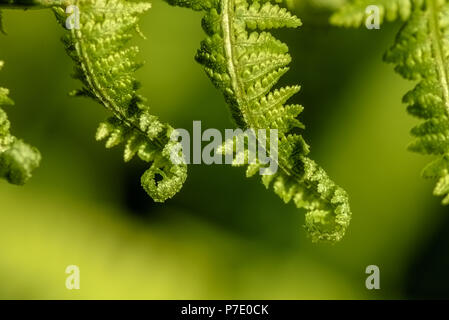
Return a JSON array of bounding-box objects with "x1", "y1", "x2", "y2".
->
[
  {"x1": 165, "y1": 0, "x2": 352, "y2": 242},
  {"x1": 330, "y1": 0, "x2": 412, "y2": 27},
  {"x1": 0, "y1": 61, "x2": 41, "y2": 185},
  {"x1": 382, "y1": 0, "x2": 449, "y2": 205},
  {"x1": 53, "y1": 0, "x2": 187, "y2": 202}
]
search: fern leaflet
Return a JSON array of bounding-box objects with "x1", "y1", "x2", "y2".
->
[
  {"x1": 165, "y1": 0, "x2": 352, "y2": 242},
  {"x1": 0, "y1": 61, "x2": 41, "y2": 185}
]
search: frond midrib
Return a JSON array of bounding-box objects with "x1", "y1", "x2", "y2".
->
[{"x1": 428, "y1": 0, "x2": 449, "y2": 116}]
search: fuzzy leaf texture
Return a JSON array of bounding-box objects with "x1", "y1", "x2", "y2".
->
[
  {"x1": 331, "y1": 0, "x2": 412, "y2": 27},
  {"x1": 0, "y1": 61, "x2": 41, "y2": 185},
  {"x1": 53, "y1": 0, "x2": 187, "y2": 202},
  {"x1": 164, "y1": 0, "x2": 352, "y2": 242}
]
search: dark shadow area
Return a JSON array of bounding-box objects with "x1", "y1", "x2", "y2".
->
[{"x1": 405, "y1": 207, "x2": 449, "y2": 299}]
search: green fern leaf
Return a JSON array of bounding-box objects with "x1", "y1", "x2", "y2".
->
[
  {"x1": 383, "y1": 0, "x2": 449, "y2": 205},
  {"x1": 165, "y1": 0, "x2": 352, "y2": 242},
  {"x1": 332, "y1": 0, "x2": 449, "y2": 205},
  {"x1": 53, "y1": 0, "x2": 187, "y2": 202},
  {"x1": 0, "y1": 61, "x2": 41, "y2": 185},
  {"x1": 330, "y1": 0, "x2": 412, "y2": 27}
]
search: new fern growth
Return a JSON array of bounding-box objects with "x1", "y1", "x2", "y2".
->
[
  {"x1": 0, "y1": 0, "x2": 187, "y2": 202},
  {"x1": 333, "y1": 0, "x2": 449, "y2": 205},
  {"x1": 165, "y1": 0, "x2": 352, "y2": 242},
  {"x1": 0, "y1": 0, "x2": 353, "y2": 242},
  {"x1": 0, "y1": 61, "x2": 41, "y2": 184},
  {"x1": 53, "y1": 0, "x2": 187, "y2": 202}
]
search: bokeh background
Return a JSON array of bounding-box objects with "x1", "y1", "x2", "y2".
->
[{"x1": 0, "y1": 0, "x2": 448, "y2": 299}]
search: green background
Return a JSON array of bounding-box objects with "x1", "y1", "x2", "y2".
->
[{"x1": 0, "y1": 0, "x2": 447, "y2": 299}]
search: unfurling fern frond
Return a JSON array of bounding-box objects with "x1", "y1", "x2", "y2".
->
[
  {"x1": 165, "y1": 0, "x2": 351, "y2": 242},
  {"x1": 0, "y1": 61, "x2": 41, "y2": 185},
  {"x1": 331, "y1": 0, "x2": 412, "y2": 27},
  {"x1": 53, "y1": 0, "x2": 187, "y2": 202}
]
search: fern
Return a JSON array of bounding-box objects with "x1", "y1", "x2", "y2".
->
[
  {"x1": 332, "y1": 0, "x2": 449, "y2": 205},
  {"x1": 0, "y1": 61, "x2": 41, "y2": 185},
  {"x1": 0, "y1": 0, "x2": 187, "y2": 201},
  {"x1": 53, "y1": 0, "x2": 187, "y2": 202},
  {"x1": 164, "y1": 0, "x2": 352, "y2": 242},
  {"x1": 386, "y1": 0, "x2": 449, "y2": 205},
  {"x1": 331, "y1": 0, "x2": 412, "y2": 27}
]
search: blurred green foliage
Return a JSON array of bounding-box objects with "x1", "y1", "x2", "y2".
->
[{"x1": 0, "y1": 1, "x2": 447, "y2": 299}]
